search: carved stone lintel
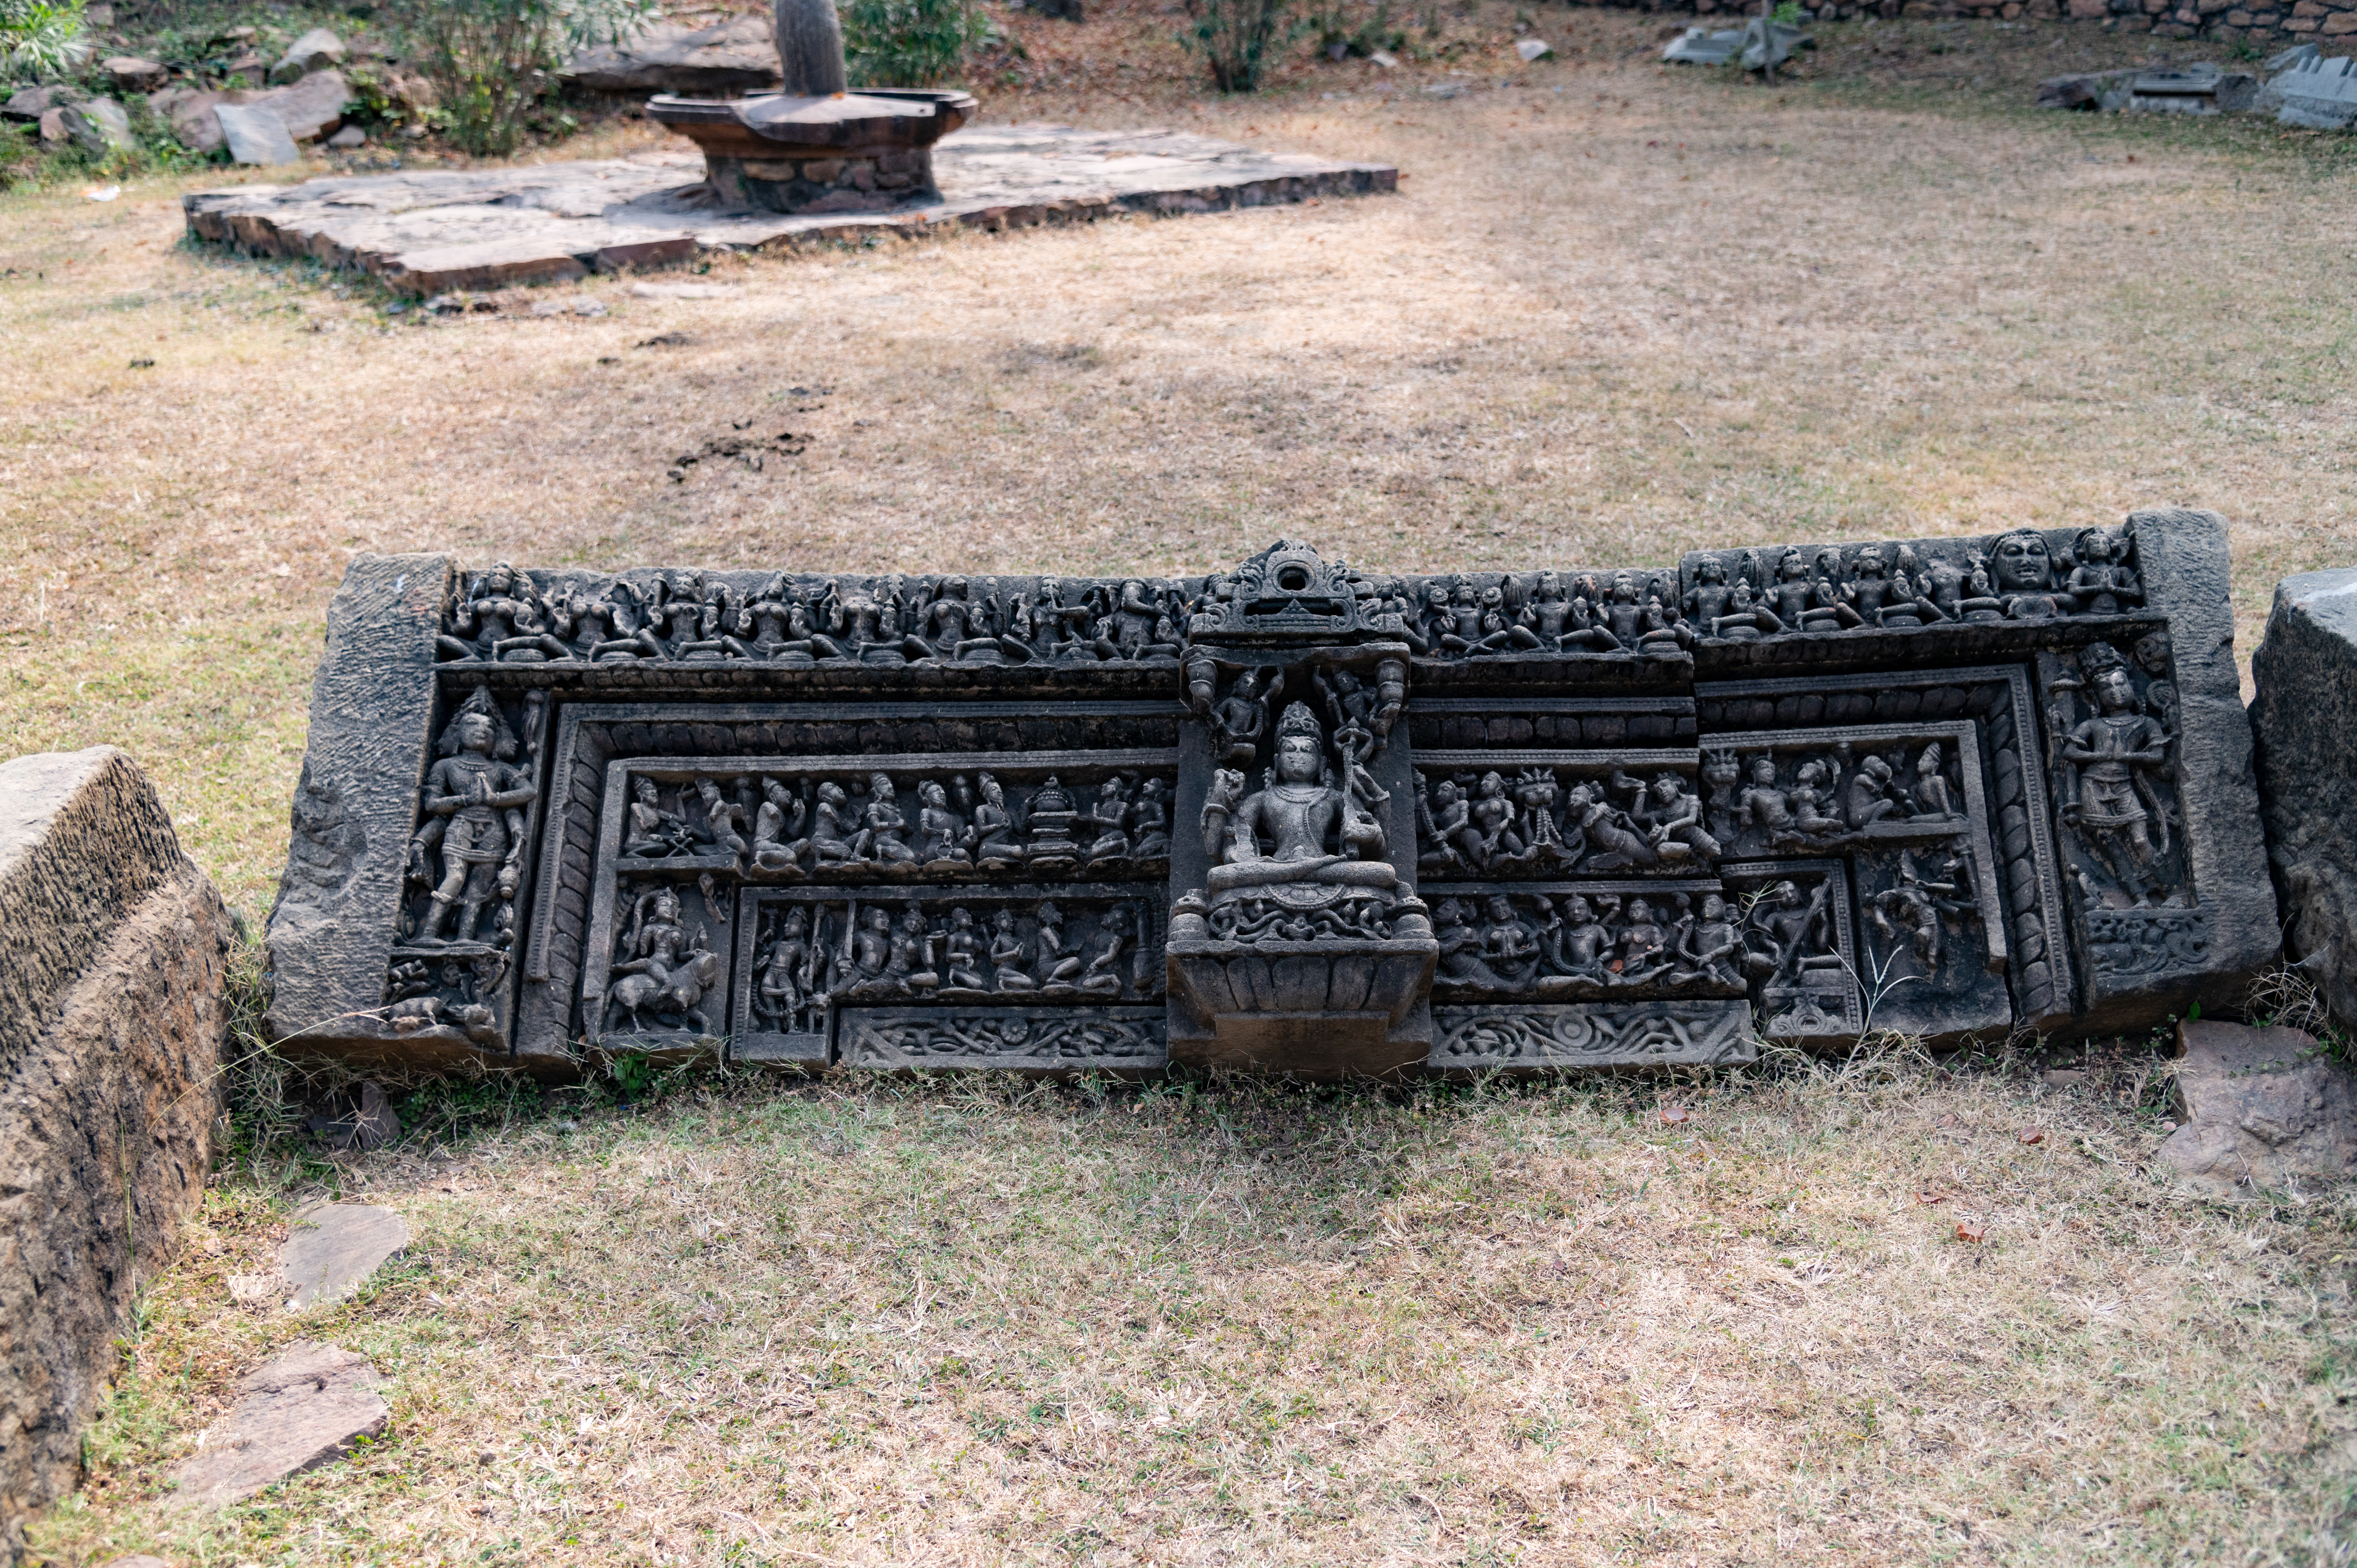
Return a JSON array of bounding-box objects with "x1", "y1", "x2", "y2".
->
[{"x1": 1429, "y1": 1001, "x2": 1757, "y2": 1074}]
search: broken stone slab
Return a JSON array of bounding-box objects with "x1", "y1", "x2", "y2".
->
[
  {"x1": 264, "y1": 555, "x2": 456, "y2": 1061},
  {"x1": 326, "y1": 124, "x2": 366, "y2": 149},
  {"x1": 2037, "y1": 68, "x2": 2137, "y2": 110},
  {"x1": 0, "y1": 748, "x2": 233, "y2": 1560},
  {"x1": 60, "y1": 98, "x2": 131, "y2": 156},
  {"x1": 216, "y1": 102, "x2": 303, "y2": 166},
  {"x1": 1516, "y1": 38, "x2": 1553, "y2": 62},
  {"x1": 273, "y1": 27, "x2": 346, "y2": 83},
  {"x1": 166, "y1": 1342, "x2": 389, "y2": 1511},
  {"x1": 1663, "y1": 26, "x2": 1745, "y2": 65},
  {"x1": 281, "y1": 1202, "x2": 409, "y2": 1308},
  {"x1": 2268, "y1": 54, "x2": 2357, "y2": 129},
  {"x1": 157, "y1": 88, "x2": 241, "y2": 154},
  {"x1": 2252, "y1": 567, "x2": 2357, "y2": 1027},
  {"x1": 181, "y1": 127, "x2": 1400, "y2": 296},
  {"x1": 2156, "y1": 1020, "x2": 2357, "y2": 1194},
  {"x1": 2126, "y1": 63, "x2": 2258, "y2": 115},
  {"x1": 562, "y1": 13, "x2": 781, "y2": 95}
]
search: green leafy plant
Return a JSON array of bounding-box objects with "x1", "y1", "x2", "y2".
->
[
  {"x1": 1770, "y1": 0, "x2": 1803, "y2": 24},
  {"x1": 843, "y1": 0, "x2": 993, "y2": 87},
  {"x1": 392, "y1": 0, "x2": 652, "y2": 157},
  {"x1": 1181, "y1": 0, "x2": 1301, "y2": 92},
  {"x1": 1, "y1": 0, "x2": 87, "y2": 81}
]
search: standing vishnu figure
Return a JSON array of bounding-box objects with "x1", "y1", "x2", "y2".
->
[{"x1": 408, "y1": 689, "x2": 537, "y2": 946}]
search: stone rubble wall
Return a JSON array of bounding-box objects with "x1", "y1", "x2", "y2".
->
[
  {"x1": 1597, "y1": 0, "x2": 2339, "y2": 48},
  {"x1": 0, "y1": 749, "x2": 233, "y2": 1565}
]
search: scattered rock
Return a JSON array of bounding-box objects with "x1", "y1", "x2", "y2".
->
[
  {"x1": 2156, "y1": 1020, "x2": 2357, "y2": 1194},
  {"x1": 166, "y1": 1342, "x2": 389, "y2": 1511},
  {"x1": 156, "y1": 87, "x2": 241, "y2": 155},
  {"x1": 562, "y1": 14, "x2": 781, "y2": 95},
  {"x1": 60, "y1": 98, "x2": 131, "y2": 156},
  {"x1": 1516, "y1": 38, "x2": 1553, "y2": 62},
  {"x1": 1367, "y1": 49, "x2": 1398, "y2": 67},
  {"x1": 3, "y1": 84, "x2": 68, "y2": 120},
  {"x1": 1422, "y1": 81, "x2": 1466, "y2": 98},
  {"x1": 280, "y1": 1203, "x2": 409, "y2": 1308},
  {"x1": 1663, "y1": 18, "x2": 1806, "y2": 71},
  {"x1": 636, "y1": 330, "x2": 696, "y2": 347},
  {"x1": 101, "y1": 56, "x2": 168, "y2": 92},
  {"x1": 215, "y1": 103, "x2": 303, "y2": 166},
  {"x1": 223, "y1": 50, "x2": 269, "y2": 83},
  {"x1": 2036, "y1": 69, "x2": 2136, "y2": 110},
  {"x1": 249, "y1": 69, "x2": 348, "y2": 143},
  {"x1": 2254, "y1": 567, "x2": 2357, "y2": 1024},
  {"x1": 35, "y1": 107, "x2": 65, "y2": 147},
  {"x1": 326, "y1": 124, "x2": 366, "y2": 148},
  {"x1": 273, "y1": 27, "x2": 346, "y2": 84},
  {"x1": 352, "y1": 1080, "x2": 398, "y2": 1148}
]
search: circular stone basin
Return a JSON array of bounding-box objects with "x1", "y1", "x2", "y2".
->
[{"x1": 649, "y1": 88, "x2": 978, "y2": 215}]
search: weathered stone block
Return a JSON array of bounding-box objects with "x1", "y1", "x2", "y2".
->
[
  {"x1": 2252, "y1": 567, "x2": 2357, "y2": 1026},
  {"x1": 2157, "y1": 1020, "x2": 2357, "y2": 1193},
  {"x1": 0, "y1": 749, "x2": 232, "y2": 1561},
  {"x1": 266, "y1": 554, "x2": 453, "y2": 1057}
]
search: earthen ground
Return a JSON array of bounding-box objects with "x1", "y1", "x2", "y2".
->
[{"x1": 7, "y1": 5, "x2": 2357, "y2": 1562}]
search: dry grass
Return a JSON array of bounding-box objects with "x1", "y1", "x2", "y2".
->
[
  {"x1": 30, "y1": 1053, "x2": 2357, "y2": 1566},
  {"x1": 5, "y1": 6, "x2": 2357, "y2": 913},
  {"x1": 10, "y1": 8, "x2": 2357, "y2": 1562}
]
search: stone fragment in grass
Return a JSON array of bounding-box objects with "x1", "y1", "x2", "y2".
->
[
  {"x1": 166, "y1": 1342, "x2": 389, "y2": 1510},
  {"x1": 2253, "y1": 566, "x2": 2357, "y2": 1029},
  {"x1": 273, "y1": 28, "x2": 347, "y2": 84},
  {"x1": 327, "y1": 124, "x2": 366, "y2": 149},
  {"x1": 2156, "y1": 1020, "x2": 2357, "y2": 1194},
  {"x1": 281, "y1": 1203, "x2": 410, "y2": 1308},
  {"x1": 215, "y1": 104, "x2": 302, "y2": 166},
  {"x1": 1517, "y1": 39, "x2": 1554, "y2": 62},
  {"x1": 249, "y1": 69, "x2": 348, "y2": 143},
  {"x1": 60, "y1": 99, "x2": 131, "y2": 157}
]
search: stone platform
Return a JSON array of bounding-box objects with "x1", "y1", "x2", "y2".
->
[{"x1": 181, "y1": 125, "x2": 1399, "y2": 295}]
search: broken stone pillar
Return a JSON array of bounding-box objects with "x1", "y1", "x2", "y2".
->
[
  {"x1": 0, "y1": 748, "x2": 234, "y2": 1561},
  {"x1": 2156, "y1": 1019, "x2": 2357, "y2": 1194},
  {"x1": 2252, "y1": 568, "x2": 2357, "y2": 1028}
]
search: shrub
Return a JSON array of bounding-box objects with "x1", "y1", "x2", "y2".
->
[
  {"x1": 392, "y1": 0, "x2": 652, "y2": 157},
  {"x1": 1181, "y1": 0, "x2": 1299, "y2": 93},
  {"x1": 843, "y1": 0, "x2": 994, "y2": 88},
  {"x1": 0, "y1": 0, "x2": 87, "y2": 81}
]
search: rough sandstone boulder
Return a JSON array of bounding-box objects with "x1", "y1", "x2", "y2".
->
[
  {"x1": 2157, "y1": 1020, "x2": 2357, "y2": 1194},
  {"x1": 562, "y1": 14, "x2": 781, "y2": 95},
  {"x1": 0, "y1": 749, "x2": 233, "y2": 1561},
  {"x1": 2252, "y1": 567, "x2": 2357, "y2": 1029}
]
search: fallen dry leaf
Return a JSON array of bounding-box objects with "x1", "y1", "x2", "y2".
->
[
  {"x1": 1956, "y1": 1219, "x2": 1988, "y2": 1243},
  {"x1": 2020, "y1": 1128, "x2": 2046, "y2": 1146},
  {"x1": 1660, "y1": 1105, "x2": 1691, "y2": 1126},
  {"x1": 1915, "y1": 1190, "x2": 1946, "y2": 1206}
]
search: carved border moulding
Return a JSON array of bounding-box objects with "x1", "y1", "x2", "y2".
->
[
  {"x1": 1405, "y1": 694, "x2": 1698, "y2": 750},
  {"x1": 838, "y1": 1007, "x2": 1170, "y2": 1076},
  {"x1": 1716, "y1": 860, "x2": 1862, "y2": 1043},
  {"x1": 729, "y1": 884, "x2": 1168, "y2": 1065},
  {"x1": 1412, "y1": 749, "x2": 1709, "y2": 880},
  {"x1": 1428, "y1": 1001, "x2": 1758, "y2": 1075},
  {"x1": 1694, "y1": 666, "x2": 2073, "y2": 1034},
  {"x1": 1418, "y1": 879, "x2": 1747, "y2": 1005}
]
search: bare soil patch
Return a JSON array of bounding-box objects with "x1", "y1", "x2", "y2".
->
[{"x1": 7, "y1": 13, "x2": 2357, "y2": 1560}]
